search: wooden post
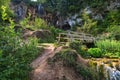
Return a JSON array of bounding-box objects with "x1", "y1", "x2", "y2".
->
[{"x1": 58, "y1": 33, "x2": 61, "y2": 43}]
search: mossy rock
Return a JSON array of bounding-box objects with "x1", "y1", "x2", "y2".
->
[
  {"x1": 32, "y1": 30, "x2": 52, "y2": 39},
  {"x1": 52, "y1": 49, "x2": 78, "y2": 67}
]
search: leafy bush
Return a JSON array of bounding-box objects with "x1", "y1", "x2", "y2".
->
[
  {"x1": 87, "y1": 48, "x2": 102, "y2": 58},
  {"x1": 107, "y1": 25, "x2": 120, "y2": 40},
  {"x1": 105, "y1": 10, "x2": 120, "y2": 26},
  {"x1": 0, "y1": 24, "x2": 40, "y2": 79},
  {"x1": 75, "y1": 63, "x2": 98, "y2": 80},
  {"x1": 69, "y1": 41, "x2": 81, "y2": 50},
  {"x1": 76, "y1": 64, "x2": 91, "y2": 79},
  {"x1": 15, "y1": 38, "x2": 40, "y2": 62},
  {"x1": 49, "y1": 26, "x2": 63, "y2": 40},
  {"x1": 0, "y1": 26, "x2": 40, "y2": 80},
  {"x1": 20, "y1": 17, "x2": 48, "y2": 30},
  {"x1": 20, "y1": 16, "x2": 63, "y2": 43},
  {"x1": 104, "y1": 52, "x2": 120, "y2": 58},
  {"x1": 38, "y1": 26, "x2": 63, "y2": 43},
  {"x1": 81, "y1": 12, "x2": 97, "y2": 34},
  {"x1": 0, "y1": 0, "x2": 13, "y2": 22},
  {"x1": 0, "y1": 38, "x2": 40, "y2": 80},
  {"x1": 34, "y1": 18, "x2": 48, "y2": 29},
  {"x1": 0, "y1": 7, "x2": 41, "y2": 80},
  {"x1": 38, "y1": 35, "x2": 55, "y2": 43}
]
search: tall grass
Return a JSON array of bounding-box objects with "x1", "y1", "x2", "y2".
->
[{"x1": 95, "y1": 40, "x2": 120, "y2": 54}]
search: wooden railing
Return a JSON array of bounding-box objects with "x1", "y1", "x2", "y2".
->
[{"x1": 57, "y1": 30, "x2": 96, "y2": 43}]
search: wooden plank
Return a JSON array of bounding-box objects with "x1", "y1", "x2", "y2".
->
[
  {"x1": 57, "y1": 37, "x2": 94, "y2": 42},
  {"x1": 67, "y1": 31, "x2": 84, "y2": 35},
  {"x1": 57, "y1": 36, "x2": 95, "y2": 40},
  {"x1": 58, "y1": 34, "x2": 61, "y2": 43},
  {"x1": 67, "y1": 31, "x2": 92, "y2": 37},
  {"x1": 60, "y1": 32, "x2": 93, "y2": 38},
  {"x1": 57, "y1": 31, "x2": 96, "y2": 43}
]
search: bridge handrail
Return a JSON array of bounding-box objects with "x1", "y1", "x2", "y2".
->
[{"x1": 57, "y1": 30, "x2": 96, "y2": 43}]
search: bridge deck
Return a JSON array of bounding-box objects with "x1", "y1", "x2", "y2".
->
[{"x1": 57, "y1": 31, "x2": 96, "y2": 43}]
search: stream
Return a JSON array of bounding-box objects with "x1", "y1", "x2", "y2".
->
[{"x1": 90, "y1": 58, "x2": 120, "y2": 80}]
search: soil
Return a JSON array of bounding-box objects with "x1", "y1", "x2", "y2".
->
[{"x1": 30, "y1": 44, "x2": 83, "y2": 80}]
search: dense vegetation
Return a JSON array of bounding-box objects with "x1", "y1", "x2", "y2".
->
[
  {"x1": 0, "y1": 1, "x2": 40, "y2": 80},
  {"x1": 0, "y1": 0, "x2": 120, "y2": 80}
]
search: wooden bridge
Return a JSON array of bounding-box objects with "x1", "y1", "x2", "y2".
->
[{"x1": 57, "y1": 30, "x2": 96, "y2": 43}]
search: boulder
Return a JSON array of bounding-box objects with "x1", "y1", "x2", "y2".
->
[{"x1": 22, "y1": 29, "x2": 52, "y2": 40}]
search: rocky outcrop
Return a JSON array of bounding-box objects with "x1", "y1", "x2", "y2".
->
[{"x1": 22, "y1": 29, "x2": 52, "y2": 40}]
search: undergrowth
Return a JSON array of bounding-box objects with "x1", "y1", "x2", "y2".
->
[
  {"x1": 0, "y1": 6, "x2": 42, "y2": 80},
  {"x1": 95, "y1": 40, "x2": 120, "y2": 58}
]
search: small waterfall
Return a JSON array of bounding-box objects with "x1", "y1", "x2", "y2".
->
[
  {"x1": 37, "y1": 4, "x2": 45, "y2": 16},
  {"x1": 31, "y1": 0, "x2": 37, "y2": 2},
  {"x1": 84, "y1": 6, "x2": 92, "y2": 14},
  {"x1": 90, "y1": 59, "x2": 120, "y2": 80},
  {"x1": 105, "y1": 66, "x2": 120, "y2": 80},
  {"x1": 16, "y1": 6, "x2": 24, "y2": 19}
]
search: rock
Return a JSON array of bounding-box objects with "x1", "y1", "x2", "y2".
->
[
  {"x1": 32, "y1": 30, "x2": 52, "y2": 39},
  {"x1": 22, "y1": 29, "x2": 52, "y2": 40}
]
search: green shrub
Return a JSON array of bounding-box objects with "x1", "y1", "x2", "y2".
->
[
  {"x1": 104, "y1": 52, "x2": 114, "y2": 58},
  {"x1": 69, "y1": 41, "x2": 88, "y2": 57},
  {"x1": 0, "y1": 7, "x2": 41, "y2": 80},
  {"x1": 38, "y1": 26, "x2": 63, "y2": 43},
  {"x1": 69, "y1": 41, "x2": 81, "y2": 50},
  {"x1": 75, "y1": 63, "x2": 98, "y2": 80},
  {"x1": 81, "y1": 12, "x2": 97, "y2": 34},
  {"x1": 38, "y1": 36, "x2": 55, "y2": 43},
  {"x1": 87, "y1": 48, "x2": 102, "y2": 58},
  {"x1": 0, "y1": 50, "x2": 2, "y2": 58},
  {"x1": 0, "y1": 0, "x2": 13, "y2": 22},
  {"x1": 20, "y1": 16, "x2": 63, "y2": 43},
  {"x1": 15, "y1": 38, "x2": 40, "y2": 62},
  {"x1": 107, "y1": 25, "x2": 120, "y2": 40},
  {"x1": 49, "y1": 48, "x2": 77, "y2": 68},
  {"x1": 53, "y1": 49, "x2": 77, "y2": 67},
  {"x1": 0, "y1": 37, "x2": 40, "y2": 80},
  {"x1": 76, "y1": 64, "x2": 91, "y2": 79},
  {"x1": 105, "y1": 10, "x2": 120, "y2": 26},
  {"x1": 20, "y1": 17, "x2": 48, "y2": 30},
  {"x1": 104, "y1": 52, "x2": 120, "y2": 58},
  {"x1": 33, "y1": 18, "x2": 48, "y2": 30},
  {"x1": 49, "y1": 26, "x2": 63, "y2": 40}
]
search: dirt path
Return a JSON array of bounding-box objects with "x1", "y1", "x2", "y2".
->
[
  {"x1": 30, "y1": 44, "x2": 62, "y2": 80},
  {"x1": 30, "y1": 44, "x2": 55, "y2": 69},
  {"x1": 30, "y1": 44, "x2": 84, "y2": 80}
]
